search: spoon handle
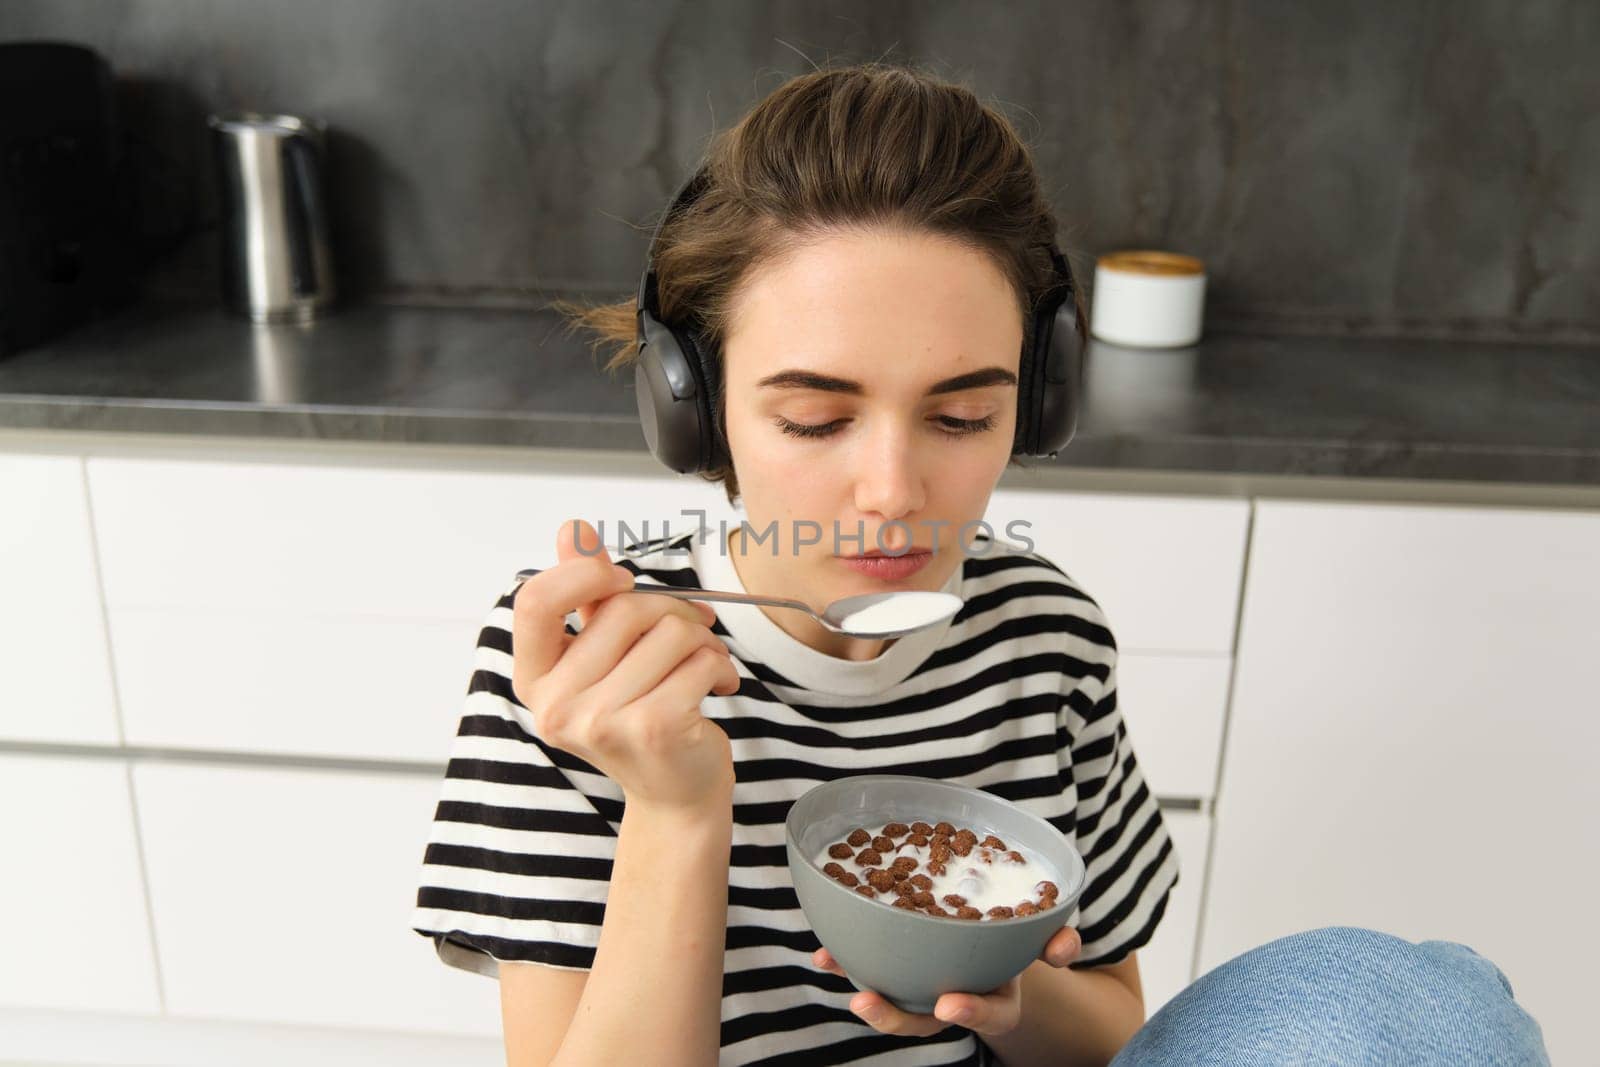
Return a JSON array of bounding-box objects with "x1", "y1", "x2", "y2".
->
[{"x1": 512, "y1": 568, "x2": 818, "y2": 618}]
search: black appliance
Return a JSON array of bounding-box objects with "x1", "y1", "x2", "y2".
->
[{"x1": 0, "y1": 41, "x2": 135, "y2": 358}]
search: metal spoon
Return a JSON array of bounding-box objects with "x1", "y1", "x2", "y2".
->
[{"x1": 513, "y1": 567, "x2": 962, "y2": 639}]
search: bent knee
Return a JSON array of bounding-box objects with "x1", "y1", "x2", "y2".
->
[
  {"x1": 1149, "y1": 925, "x2": 1549, "y2": 1064},
  {"x1": 1270, "y1": 925, "x2": 1514, "y2": 998}
]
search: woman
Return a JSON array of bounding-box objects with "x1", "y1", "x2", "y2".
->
[{"x1": 412, "y1": 63, "x2": 1549, "y2": 1066}]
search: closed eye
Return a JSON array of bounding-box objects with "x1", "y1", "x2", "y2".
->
[
  {"x1": 774, "y1": 416, "x2": 848, "y2": 439},
  {"x1": 773, "y1": 414, "x2": 997, "y2": 439},
  {"x1": 936, "y1": 414, "x2": 997, "y2": 436}
]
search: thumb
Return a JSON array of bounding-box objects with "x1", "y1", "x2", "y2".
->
[
  {"x1": 556, "y1": 518, "x2": 611, "y2": 566},
  {"x1": 555, "y1": 518, "x2": 623, "y2": 629}
]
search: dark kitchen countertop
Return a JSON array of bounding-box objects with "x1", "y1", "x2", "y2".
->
[{"x1": 0, "y1": 299, "x2": 1596, "y2": 488}]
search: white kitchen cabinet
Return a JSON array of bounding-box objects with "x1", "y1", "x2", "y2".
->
[
  {"x1": 0, "y1": 754, "x2": 160, "y2": 1014},
  {"x1": 87, "y1": 457, "x2": 724, "y2": 760},
  {"x1": 985, "y1": 489, "x2": 1246, "y2": 801},
  {"x1": 1200, "y1": 500, "x2": 1599, "y2": 1065},
  {"x1": 111, "y1": 608, "x2": 478, "y2": 762},
  {"x1": 985, "y1": 490, "x2": 1250, "y2": 655},
  {"x1": 132, "y1": 761, "x2": 502, "y2": 1035},
  {"x1": 1116, "y1": 653, "x2": 1230, "y2": 800},
  {"x1": 0, "y1": 453, "x2": 121, "y2": 743},
  {"x1": 86, "y1": 457, "x2": 727, "y2": 620},
  {"x1": 1138, "y1": 808, "x2": 1210, "y2": 1017}
]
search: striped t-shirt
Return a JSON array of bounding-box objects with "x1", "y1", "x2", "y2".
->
[{"x1": 412, "y1": 524, "x2": 1180, "y2": 1065}]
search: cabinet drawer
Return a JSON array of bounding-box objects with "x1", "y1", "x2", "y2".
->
[
  {"x1": 111, "y1": 609, "x2": 476, "y2": 762},
  {"x1": 133, "y1": 762, "x2": 500, "y2": 1035},
  {"x1": 1117, "y1": 653, "x2": 1229, "y2": 801},
  {"x1": 89, "y1": 457, "x2": 722, "y2": 759},
  {"x1": 0, "y1": 755, "x2": 160, "y2": 1014},
  {"x1": 985, "y1": 490, "x2": 1249, "y2": 654},
  {"x1": 86, "y1": 457, "x2": 724, "y2": 619},
  {"x1": 0, "y1": 453, "x2": 120, "y2": 743}
]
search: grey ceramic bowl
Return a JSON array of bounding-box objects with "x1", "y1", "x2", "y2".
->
[{"x1": 785, "y1": 773, "x2": 1088, "y2": 1014}]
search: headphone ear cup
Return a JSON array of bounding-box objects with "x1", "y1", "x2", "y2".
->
[
  {"x1": 634, "y1": 309, "x2": 716, "y2": 473},
  {"x1": 1013, "y1": 303, "x2": 1052, "y2": 456},
  {"x1": 678, "y1": 326, "x2": 725, "y2": 471},
  {"x1": 1032, "y1": 299, "x2": 1083, "y2": 455}
]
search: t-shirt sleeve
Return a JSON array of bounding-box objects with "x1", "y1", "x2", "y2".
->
[
  {"x1": 410, "y1": 579, "x2": 621, "y2": 978},
  {"x1": 1059, "y1": 624, "x2": 1182, "y2": 970}
]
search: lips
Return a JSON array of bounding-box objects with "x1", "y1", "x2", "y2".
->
[
  {"x1": 836, "y1": 549, "x2": 933, "y2": 581},
  {"x1": 844, "y1": 549, "x2": 932, "y2": 558}
]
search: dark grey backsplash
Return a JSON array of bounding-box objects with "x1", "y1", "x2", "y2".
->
[{"x1": 4, "y1": 0, "x2": 1596, "y2": 343}]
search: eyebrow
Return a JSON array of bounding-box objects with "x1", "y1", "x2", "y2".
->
[{"x1": 755, "y1": 366, "x2": 1018, "y2": 396}]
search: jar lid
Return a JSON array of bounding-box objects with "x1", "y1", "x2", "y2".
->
[{"x1": 1096, "y1": 250, "x2": 1204, "y2": 276}]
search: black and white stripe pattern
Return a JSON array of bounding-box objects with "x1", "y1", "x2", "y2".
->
[{"x1": 413, "y1": 531, "x2": 1180, "y2": 1064}]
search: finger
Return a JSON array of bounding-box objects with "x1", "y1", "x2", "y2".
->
[
  {"x1": 631, "y1": 645, "x2": 741, "y2": 720},
  {"x1": 811, "y1": 948, "x2": 846, "y2": 977},
  {"x1": 513, "y1": 529, "x2": 631, "y2": 682},
  {"x1": 848, "y1": 991, "x2": 947, "y2": 1038},
  {"x1": 556, "y1": 586, "x2": 726, "y2": 695},
  {"x1": 556, "y1": 519, "x2": 615, "y2": 630},
  {"x1": 933, "y1": 977, "x2": 1022, "y2": 1034},
  {"x1": 584, "y1": 611, "x2": 735, "y2": 710},
  {"x1": 1040, "y1": 926, "x2": 1083, "y2": 968}
]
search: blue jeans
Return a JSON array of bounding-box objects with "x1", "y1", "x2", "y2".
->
[{"x1": 1109, "y1": 926, "x2": 1550, "y2": 1066}]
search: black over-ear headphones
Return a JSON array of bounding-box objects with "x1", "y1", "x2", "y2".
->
[{"x1": 633, "y1": 163, "x2": 1084, "y2": 474}]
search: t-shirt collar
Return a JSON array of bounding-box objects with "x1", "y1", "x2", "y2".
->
[{"x1": 690, "y1": 514, "x2": 962, "y2": 697}]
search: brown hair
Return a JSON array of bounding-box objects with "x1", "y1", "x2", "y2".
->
[{"x1": 550, "y1": 60, "x2": 1085, "y2": 508}]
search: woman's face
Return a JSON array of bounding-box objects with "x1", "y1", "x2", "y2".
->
[{"x1": 719, "y1": 226, "x2": 1023, "y2": 659}]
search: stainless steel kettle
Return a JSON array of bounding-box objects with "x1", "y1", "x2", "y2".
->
[{"x1": 208, "y1": 112, "x2": 335, "y2": 323}]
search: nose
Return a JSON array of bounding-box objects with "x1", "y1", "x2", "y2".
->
[{"x1": 851, "y1": 419, "x2": 926, "y2": 533}]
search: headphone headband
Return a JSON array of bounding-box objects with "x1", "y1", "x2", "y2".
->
[{"x1": 636, "y1": 164, "x2": 712, "y2": 346}]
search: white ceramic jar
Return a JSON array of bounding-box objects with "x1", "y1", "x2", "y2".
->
[{"x1": 1089, "y1": 250, "x2": 1207, "y2": 348}]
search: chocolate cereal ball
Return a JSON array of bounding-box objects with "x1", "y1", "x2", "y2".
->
[
  {"x1": 827, "y1": 842, "x2": 853, "y2": 859},
  {"x1": 846, "y1": 828, "x2": 871, "y2": 847}
]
